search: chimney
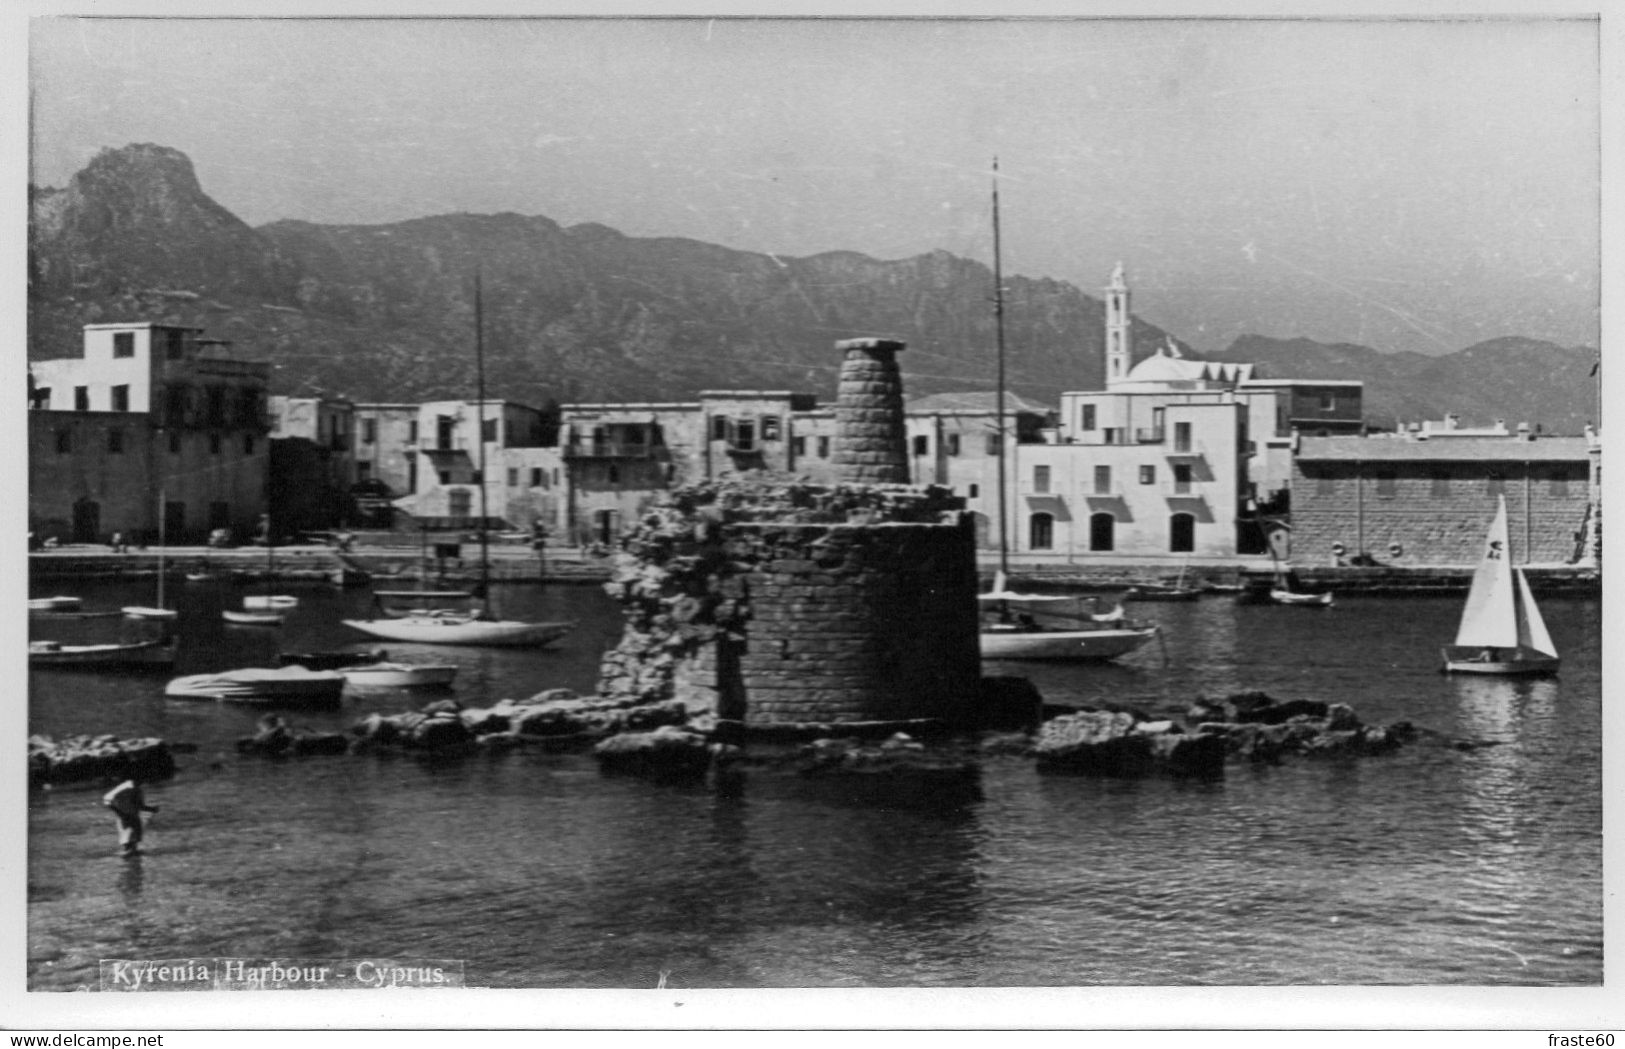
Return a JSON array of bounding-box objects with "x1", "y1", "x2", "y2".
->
[{"x1": 831, "y1": 338, "x2": 910, "y2": 485}]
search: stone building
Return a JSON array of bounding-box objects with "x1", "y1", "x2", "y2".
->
[
  {"x1": 1006, "y1": 264, "x2": 1363, "y2": 561},
  {"x1": 1290, "y1": 425, "x2": 1599, "y2": 566},
  {"x1": 266, "y1": 396, "x2": 356, "y2": 534},
  {"x1": 388, "y1": 399, "x2": 559, "y2": 530},
  {"x1": 28, "y1": 322, "x2": 269, "y2": 544}
]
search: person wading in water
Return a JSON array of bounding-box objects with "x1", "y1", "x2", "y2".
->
[{"x1": 102, "y1": 778, "x2": 158, "y2": 857}]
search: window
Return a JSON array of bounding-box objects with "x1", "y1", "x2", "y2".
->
[
  {"x1": 817, "y1": 436, "x2": 830, "y2": 459},
  {"x1": 208, "y1": 433, "x2": 221, "y2": 455},
  {"x1": 1170, "y1": 513, "x2": 1196, "y2": 553},
  {"x1": 1140, "y1": 465, "x2": 1156, "y2": 485},
  {"x1": 437, "y1": 415, "x2": 455, "y2": 450},
  {"x1": 362, "y1": 419, "x2": 376, "y2": 444},
  {"x1": 1034, "y1": 465, "x2": 1051, "y2": 494},
  {"x1": 439, "y1": 471, "x2": 452, "y2": 485},
  {"x1": 1173, "y1": 463, "x2": 1193, "y2": 494},
  {"x1": 531, "y1": 468, "x2": 544, "y2": 487},
  {"x1": 205, "y1": 386, "x2": 227, "y2": 427},
  {"x1": 968, "y1": 484, "x2": 980, "y2": 498},
  {"x1": 607, "y1": 464, "x2": 620, "y2": 484},
  {"x1": 1029, "y1": 513, "x2": 1054, "y2": 550},
  {"x1": 986, "y1": 434, "x2": 1003, "y2": 456},
  {"x1": 471, "y1": 470, "x2": 483, "y2": 485},
  {"x1": 761, "y1": 415, "x2": 781, "y2": 441},
  {"x1": 244, "y1": 435, "x2": 255, "y2": 455},
  {"x1": 733, "y1": 419, "x2": 756, "y2": 451},
  {"x1": 712, "y1": 416, "x2": 730, "y2": 441},
  {"x1": 448, "y1": 489, "x2": 472, "y2": 518},
  {"x1": 508, "y1": 468, "x2": 519, "y2": 487},
  {"x1": 1320, "y1": 395, "x2": 1336, "y2": 411},
  {"x1": 1430, "y1": 471, "x2": 1450, "y2": 498},
  {"x1": 1375, "y1": 471, "x2": 1397, "y2": 499},
  {"x1": 792, "y1": 436, "x2": 806, "y2": 456},
  {"x1": 408, "y1": 420, "x2": 419, "y2": 443},
  {"x1": 169, "y1": 432, "x2": 181, "y2": 454},
  {"x1": 111, "y1": 385, "x2": 130, "y2": 412},
  {"x1": 947, "y1": 434, "x2": 961, "y2": 456},
  {"x1": 1081, "y1": 404, "x2": 1096, "y2": 431},
  {"x1": 113, "y1": 332, "x2": 135, "y2": 358},
  {"x1": 481, "y1": 418, "x2": 497, "y2": 443},
  {"x1": 107, "y1": 428, "x2": 124, "y2": 454},
  {"x1": 1094, "y1": 465, "x2": 1112, "y2": 494},
  {"x1": 913, "y1": 435, "x2": 930, "y2": 456},
  {"x1": 74, "y1": 387, "x2": 89, "y2": 411},
  {"x1": 55, "y1": 429, "x2": 71, "y2": 454},
  {"x1": 1174, "y1": 422, "x2": 1192, "y2": 452},
  {"x1": 32, "y1": 387, "x2": 51, "y2": 408}
]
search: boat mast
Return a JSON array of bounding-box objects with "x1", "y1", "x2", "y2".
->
[
  {"x1": 992, "y1": 157, "x2": 1010, "y2": 580},
  {"x1": 156, "y1": 486, "x2": 166, "y2": 610},
  {"x1": 475, "y1": 269, "x2": 491, "y2": 612}
]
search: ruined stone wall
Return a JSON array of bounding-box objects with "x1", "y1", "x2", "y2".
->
[{"x1": 597, "y1": 479, "x2": 981, "y2": 729}]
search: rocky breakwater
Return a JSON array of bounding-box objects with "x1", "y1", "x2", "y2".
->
[
  {"x1": 1033, "y1": 691, "x2": 1415, "y2": 778},
  {"x1": 29, "y1": 734, "x2": 177, "y2": 787}
]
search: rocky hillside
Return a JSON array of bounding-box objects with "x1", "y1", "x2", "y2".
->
[{"x1": 28, "y1": 144, "x2": 1598, "y2": 432}]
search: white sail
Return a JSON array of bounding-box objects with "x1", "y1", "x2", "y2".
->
[
  {"x1": 1513, "y1": 568, "x2": 1559, "y2": 659},
  {"x1": 1453, "y1": 497, "x2": 1519, "y2": 648}
]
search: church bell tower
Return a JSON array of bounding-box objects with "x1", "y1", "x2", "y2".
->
[{"x1": 1104, "y1": 261, "x2": 1130, "y2": 387}]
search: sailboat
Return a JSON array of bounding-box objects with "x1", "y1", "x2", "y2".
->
[
  {"x1": 123, "y1": 489, "x2": 180, "y2": 620},
  {"x1": 371, "y1": 522, "x2": 473, "y2": 615},
  {"x1": 343, "y1": 272, "x2": 574, "y2": 649},
  {"x1": 225, "y1": 513, "x2": 296, "y2": 624},
  {"x1": 1441, "y1": 496, "x2": 1559, "y2": 675},
  {"x1": 976, "y1": 159, "x2": 1156, "y2": 663}
]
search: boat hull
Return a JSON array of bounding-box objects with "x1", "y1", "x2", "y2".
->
[
  {"x1": 164, "y1": 668, "x2": 345, "y2": 707},
  {"x1": 981, "y1": 626, "x2": 1157, "y2": 661},
  {"x1": 244, "y1": 595, "x2": 299, "y2": 609},
  {"x1": 340, "y1": 663, "x2": 459, "y2": 687},
  {"x1": 1441, "y1": 647, "x2": 1560, "y2": 676},
  {"x1": 342, "y1": 617, "x2": 573, "y2": 648},
  {"x1": 122, "y1": 605, "x2": 179, "y2": 620},
  {"x1": 223, "y1": 610, "x2": 284, "y2": 626},
  {"x1": 29, "y1": 596, "x2": 82, "y2": 612},
  {"x1": 29, "y1": 639, "x2": 177, "y2": 669},
  {"x1": 1269, "y1": 589, "x2": 1334, "y2": 607}
]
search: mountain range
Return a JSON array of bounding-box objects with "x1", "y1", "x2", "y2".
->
[{"x1": 28, "y1": 144, "x2": 1600, "y2": 433}]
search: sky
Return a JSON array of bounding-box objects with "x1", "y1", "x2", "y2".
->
[{"x1": 24, "y1": 14, "x2": 1604, "y2": 356}]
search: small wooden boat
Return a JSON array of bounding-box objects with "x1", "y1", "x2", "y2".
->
[
  {"x1": 339, "y1": 662, "x2": 459, "y2": 687},
  {"x1": 29, "y1": 638, "x2": 177, "y2": 669},
  {"x1": 1268, "y1": 588, "x2": 1334, "y2": 607},
  {"x1": 30, "y1": 608, "x2": 123, "y2": 620},
  {"x1": 1442, "y1": 496, "x2": 1559, "y2": 676},
  {"x1": 342, "y1": 615, "x2": 574, "y2": 648},
  {"x1": 243, "y1": 594, "x2": 299, "y2": 610},
  {"x1": 122, "y1": 605, "x2": 180, "y2": 621},
  {"x1": 278, "y1": 648, "x2": 388, "y2": 671},
  {"x1": 164, "y1": 665, "x2": 345, "y2": 707},
  {"x1": 223, "y1": 609, "x2": 285, "y2": 626},
  {"x1": 29, "y1": 596, "x2": 82, "y2": 613}
]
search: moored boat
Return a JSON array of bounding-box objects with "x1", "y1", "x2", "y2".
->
[
  {"x1": 29, "y1": 596, "x2": 82, "y2": 613},
  {"x1": 164, "y1": 665, "x2": 345, "y2": 707},
  {"x1": 1268, "y1": 587, "x2": 1334, "y2": 607},
  {"x1": 243, "y1": 594, "x2": 299, "y2": 610},
  {"x1": 339, "y1": 662, "x2": 459, "y2": 687},
  {"x1": 223, "y1": 609, "x2": 285, "y2": 626},
  {"x1": 1442, "y1": 496, "x2": 1559, "y2": 676},
  {"x1": 29, "y1": 637, "x2": 177, "y2": 669},
  {"x1": 342, "y1": 615, "x2": 573, "y2": 648},
  {"x1": 278, "y1": 648, "x2": 387, "y2": 671}
]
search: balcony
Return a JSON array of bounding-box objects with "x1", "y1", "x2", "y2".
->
[
  {"x1": 1134, "y1": 427, "x2": 1165, "y2": 444},
  {"x1": 563, "y1": 441, "x2": 659, "y2": 459}
]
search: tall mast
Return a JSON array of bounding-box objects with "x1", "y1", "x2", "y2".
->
[
  {"x1": 475, "y1": 269, "x2": 491, "y2": 610},
  {"x1": 992, "y1": 157, "x2": 1010, "y2": 578}
]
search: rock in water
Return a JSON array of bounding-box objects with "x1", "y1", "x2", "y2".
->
[{"x1": 592, "y1": 726, "x2": 713, "y2": 781}]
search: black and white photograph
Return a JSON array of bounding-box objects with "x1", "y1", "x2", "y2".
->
[{"x1": 11, "y1": 4, "x2": 1615, "y2": 1034}]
